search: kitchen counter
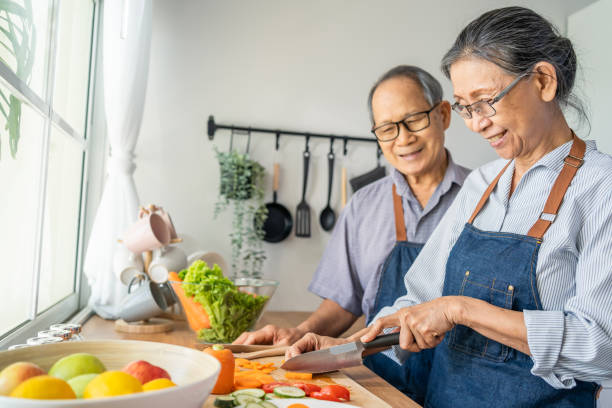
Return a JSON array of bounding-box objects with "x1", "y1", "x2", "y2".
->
[{"x1": 82, "y1": 312, "x2": 421, "y2": 407}]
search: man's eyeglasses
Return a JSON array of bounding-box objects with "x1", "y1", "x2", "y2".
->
[
  {"x1": 371, "y1": 102, "x2": 440, "y2": 142},
  {"x1": 451, "y1": 72, "x2": 532, "y2": 120}
]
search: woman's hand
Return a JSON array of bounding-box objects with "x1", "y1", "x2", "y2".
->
[
  {"x1": 284, "y1": 333, "x2": 351, "y2": 360},
  {"x1": 361, "y1": 297, "x2": 461, "y2": 352}
]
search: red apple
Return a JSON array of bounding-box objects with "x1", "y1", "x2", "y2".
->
[
  {"x1": 0, "y1": 362, "x2": 46, "y2": 395},
  {"x1": 121, "y1": 360, "x2": 170, "y2": 385}
]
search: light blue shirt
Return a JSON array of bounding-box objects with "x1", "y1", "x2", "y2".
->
[
  {"x1": 375, "y1": 139, "x2": 612, "y2": 389},
  {"x1": 309, "y1": 152, "x2": 470, "y2": 322}
]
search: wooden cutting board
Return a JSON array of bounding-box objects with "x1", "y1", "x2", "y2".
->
[{"x1": 203, "y1": 355, "x2": 391, "y2": 408}]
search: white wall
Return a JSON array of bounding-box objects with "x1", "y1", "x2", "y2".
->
[{"x1": 133, "y1": 0, "x2": 595, "y2": 311}]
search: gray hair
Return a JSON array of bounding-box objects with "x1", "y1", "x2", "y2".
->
[
  {"x1": 441, "y1": 6, "x2": 588, "y2": 128},
  {"x1": 367, "y1": 65, "x2": 443, "y2": 125}
]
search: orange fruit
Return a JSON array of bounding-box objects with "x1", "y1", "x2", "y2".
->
[{"x1": 83, "y1": 371, "x2": 142, "y2": 398}]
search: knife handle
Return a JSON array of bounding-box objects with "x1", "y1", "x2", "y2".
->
[{"x1": 363, "y1": 332, "x2": 400, "y2": 349}]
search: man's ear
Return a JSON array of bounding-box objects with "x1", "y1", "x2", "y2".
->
[
  {"x1": 438, "y1": 100, "x2": 452, "y2": 131},
  {"x1": 532, "y1": 62, "x2": 558, "y2": 103}
]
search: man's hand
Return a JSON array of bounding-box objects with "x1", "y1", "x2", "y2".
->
[
  {"x1": 233, "y1": 324, "x2": 306, "y2": 346},
  {"x1": 284, "y1": 333, "x2": 350, "y2": 360}
]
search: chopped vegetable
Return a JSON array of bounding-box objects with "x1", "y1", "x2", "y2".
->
[
  {"x1": 213, "y1": 395, "x2": 236, "y2": 408},
  {"x1": 203, "y1": 345, "x2": 235, "y2": 394},
  {"x1": 284, "y1": 371, "x2": 313, "y2": 381},
  {"x1": 291, "y1": 382, "x2": 321, "y2": 396},
  {"x1": 178, "y1": 260, "x2": 268, "y2": 343},
  {"x1": 260, "y1": 402, "x2": 278, "y2": 408},
  {"x1": 311, "y1": 384, "x2": 350, "y2": 402},
  {"x1": 273, "y1": 386, "x2": 306, "y2": 398},
  {"x1": 262, "y1": 382, "x2": 291, "y2": 393},
  {"x1": 231, "y1": 388, "x2": 266, "y2": 399},
  {"x1": 235, "y1": 394, "x2": 262, "y2": 405},
  {"x1": 287, "y1": 404, "x2": 309, "y2": 408}
]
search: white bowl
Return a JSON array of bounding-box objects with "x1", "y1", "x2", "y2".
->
[{"x1": 0, "y1": 340, "x2": 220, "y2": 408}]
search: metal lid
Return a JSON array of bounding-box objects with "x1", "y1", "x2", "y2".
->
[
  {"x1": 38, "y1": 329, "x2": 72, "y2": 340},
  {"x1": 50, "y1": 323, "x2": 82, "y2": 334},
  {"x1": 26, "y1": 336, "x2": 63, "y2": 345}
]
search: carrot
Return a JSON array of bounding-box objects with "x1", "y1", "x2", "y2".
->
[
  {"x1": 234, "y1": 377, "x2": 262, "y2": 389},
  {"x1": 288, "y1": 404, "x2": 309, "y2": 408},
  {"x1": 203, "y1": 345, "x2": 235, "y2": 394},
  {"x1": 168, "y1": 271, "x2": 210, "y2": 330},
  {"x1": 284, "y1": 371, "x2": 313, "y2": 380}
]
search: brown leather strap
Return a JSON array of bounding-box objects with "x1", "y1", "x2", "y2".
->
[
  {"x1": 527, "y1": 134, "x2": 585, "y2": 239},
  {"x1": 468, "y1": 160, "x2": 512, "y2": 224},
  {"x1": 392, "y1": 184, "x2": 407, "y2": 242}
]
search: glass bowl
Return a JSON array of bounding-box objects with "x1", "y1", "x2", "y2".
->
[{"x1": 168, "y1": 278, "x2": 278, "y2": 343}]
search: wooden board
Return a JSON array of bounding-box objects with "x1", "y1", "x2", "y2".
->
[
  {"x1": 114, "y1": 318, "x2": 173, "y2": 334},
  {"x1": 203, "y1": 355, "x2": 392, "y2": 408}
]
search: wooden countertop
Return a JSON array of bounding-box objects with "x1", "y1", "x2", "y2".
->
[{"x1": 82, "y1": 311, "x2": 420, "y2": 408}]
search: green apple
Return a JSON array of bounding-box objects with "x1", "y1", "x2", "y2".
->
[
  {"x1": 49, "y1": 353, "x2": 105, "y2": 381},
  {"x1": 67, "y1": 373, "x2": 98, "y2": 398}
]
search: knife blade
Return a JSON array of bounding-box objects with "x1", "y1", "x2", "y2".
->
[{"x1": 280, "y1": 332, "x2": 399, "y2": 373}]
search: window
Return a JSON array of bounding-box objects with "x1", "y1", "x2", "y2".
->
[{"x1": 0, "y1": 0, "x2": 97, "y2": 344}]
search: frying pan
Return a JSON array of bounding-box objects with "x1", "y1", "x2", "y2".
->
[{"x1": 262, "y1": 163, "x2": 293, "y2": 242}]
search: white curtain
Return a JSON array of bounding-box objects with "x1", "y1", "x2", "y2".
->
[{"x1": 84, "y1": 0, "x2": 152, "y2": 319}]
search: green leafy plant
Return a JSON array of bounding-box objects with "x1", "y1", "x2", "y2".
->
[
  {"x1": 0, "y1": 0, "x2": 35, "y2": 159},
  {"x1": 214, "y1": 147, "x2": 267, "y2": 279}
]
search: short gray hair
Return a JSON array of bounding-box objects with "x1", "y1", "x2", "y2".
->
[
  {"x1": 441, "y1": 6, "x2": 588, "y2": 128},
  {"x1": 367, "y1": 65, "x2": 443, "y2": 125}
]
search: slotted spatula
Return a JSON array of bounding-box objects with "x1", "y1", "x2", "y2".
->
[{"x1": 295, "y1": 141, "x2": 311, "y2": 237}]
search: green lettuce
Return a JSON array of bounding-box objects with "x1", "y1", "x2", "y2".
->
[{"x1": 178, "y1": 260, "x2": 268, "y2": 343}]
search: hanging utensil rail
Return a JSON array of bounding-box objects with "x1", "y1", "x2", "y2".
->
[{"x1": 207, "y1": 115, "x2": 379, "y2": 154}]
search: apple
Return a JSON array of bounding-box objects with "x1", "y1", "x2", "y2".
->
[
  {"x1": 48, "y1": 353, "x2": 106, "y2": 381},
  {"x1": 67, "y1": 373, "x2": 98, "y2": 399},
  {"x1": 0, "y1": 362, "x2": 46, "y2": 396},
  {"x1": 122, "y1": 360, "x2": 170, "y2": 385}
]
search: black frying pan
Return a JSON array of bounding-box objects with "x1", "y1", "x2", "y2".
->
[{"x1": 262, "y1": 163, "x2": 293, "y2": 243}]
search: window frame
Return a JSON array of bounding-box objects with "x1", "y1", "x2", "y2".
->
[{"x1": 0, "y1": 0, "x2": 101, "y2": 347}]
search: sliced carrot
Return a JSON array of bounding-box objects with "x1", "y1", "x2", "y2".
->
[
  {"x1": 284, "y1": 371, "x2": 313, "y2": 380},
  {"x1": 234, "y1": 377, "x2": 262, "y2": 389}
]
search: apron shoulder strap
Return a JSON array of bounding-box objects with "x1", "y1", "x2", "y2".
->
[
  {"x1": 468, "y1": 160, "x2": 512, "y2": 224},
  {"x1": 392, "y1": 184, "x2": 407, "y2": 242},
  {"x1": 527, "y1": 133, "x2": 585, "y2": 239}
]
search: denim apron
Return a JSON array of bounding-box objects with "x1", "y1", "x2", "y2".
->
[
  {"x1": 363, "y1": 184, "x2": 434, "y2": 404},
  {"x1": 425, "y1": 135, "x2": 598, "y2": 407}
]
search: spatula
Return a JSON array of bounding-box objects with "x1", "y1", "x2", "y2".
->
[{"x1": 295, "y1": 141, "x2": 311, "y2": 237}]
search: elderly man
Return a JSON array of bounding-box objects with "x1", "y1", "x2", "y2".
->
[{"x1": 235, "y1": 65, "x2": 470, "y2": 399}]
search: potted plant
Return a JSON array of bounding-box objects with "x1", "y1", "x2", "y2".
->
[{"x1": 214, "y1": 148, "x2": 267, "y2": 279}]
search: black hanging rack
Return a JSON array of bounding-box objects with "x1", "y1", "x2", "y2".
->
[{"x1": 207, "y1": 115, "x2": 379, "y2": 156}]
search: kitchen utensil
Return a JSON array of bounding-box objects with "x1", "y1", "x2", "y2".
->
[
  {"x1": 194, "y1": 343, "x2": 284, "y2": 352},
  {"x1": 148, "y1": 246, "x2": 188, "y2": 283},
  {"x1": 295, "y1": 138, "x2": 311, "y2": 237},
  {"x1": 122, "y1": 213, "x2": 170, "y2": 253},
  {"x1": 319, "y1": 141, "x2": 336, "y2": 231},
  {"x1": 0, "y1": 340, "x2": 220, "y2": 408},
  {"x1": 119, "y1": 277, "x2": 168, "y2": 322},
  {"x1": 233, "y1": 345, "x2": 289, "y2": 360},
  {"x1": 349, "y1": 145, "x2": 386, "y2": 192},
  {"x1": 262, "y1": 163, "x2": 293, "y2": 242},
  {"x1": 281, "y1": 332, "x2": 399, "y2": 373}
]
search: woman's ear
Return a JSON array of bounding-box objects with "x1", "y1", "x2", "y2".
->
[
  {"x1": 532, "y1": 62, "x2": 558, "y2": 102},
  {"x1": 438, "y1": 100, "x2": 452, "y2": 131}
]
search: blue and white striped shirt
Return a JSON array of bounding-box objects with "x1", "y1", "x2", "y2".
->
[{"x1": 375, "y1": 139, "x2": 612, "y2": 389}]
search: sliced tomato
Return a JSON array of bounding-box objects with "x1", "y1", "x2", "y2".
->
[
  {"x1": 291, "y1": 382, "x2": 321, "y2": 396},
  {"x1": 261, "y1": 382, "x2": 291, "y2": 393},
  {"x1": 311, "y1": 384, "x2": 350, "y2": 402}
]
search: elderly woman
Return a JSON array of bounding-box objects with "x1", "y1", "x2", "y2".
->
[{"x1": 287, "y1": 7, "x2": 612, "y2": 407}]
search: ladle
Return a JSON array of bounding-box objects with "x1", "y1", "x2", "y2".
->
[{"x1": 320, "y1": 140, "x2": 336, "y2": 231}]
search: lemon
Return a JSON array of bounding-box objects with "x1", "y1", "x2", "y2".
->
[
  {"x1": 83, "y1": 371, "x2": 142, "y2": 399},
  {"x1": 142, "y1": 378, "x2": 176, "y2": 391},
  {"x1": 10, "y1": 375, "x2": 76, "y2": 399}
]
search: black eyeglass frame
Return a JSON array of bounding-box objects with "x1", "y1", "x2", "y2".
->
[
  {"x1": 371, "y1": 102, "x2": 441, "y2": 142},
  {"x1": 451, "y1": 71, "x2": 533, "y2": 120}
]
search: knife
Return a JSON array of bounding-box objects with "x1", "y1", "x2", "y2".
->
[{"x1": 280, "y1": 332, "x2": 399, "y2": 373}]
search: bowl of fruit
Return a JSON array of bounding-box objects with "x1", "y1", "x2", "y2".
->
[
  {"x1": 169, "y1": 260, "x2": 278, "y2": 343},
  {"x1": 0, "y1": 339, "x2": 220, "y2": 407}
]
